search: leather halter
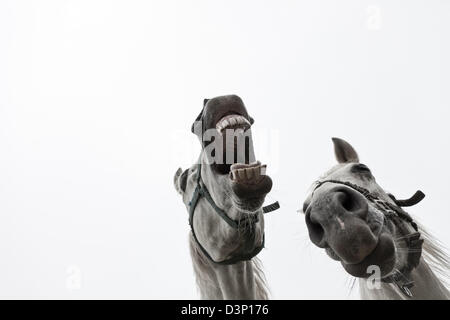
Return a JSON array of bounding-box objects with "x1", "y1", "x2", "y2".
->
[
  {"x1": 188, "y1": 163, "x2": 280, "y2": 265},
  {"x1": 313, "y1": 180, "x2": 425, "y2": 297}
]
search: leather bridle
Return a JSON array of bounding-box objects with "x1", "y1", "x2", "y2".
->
[{"x1": 312, "y1": 180, "x2": 425, "y2": 297}]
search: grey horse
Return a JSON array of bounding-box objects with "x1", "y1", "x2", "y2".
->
[
  {"x1": 174, "y1": 95, "x2": 277, "y2": 299},
  {"x1": 302, "y1": 138, "x2": 449, "y2": 299}
]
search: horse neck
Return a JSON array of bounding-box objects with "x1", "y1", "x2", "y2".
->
[
  {"x1": 189, "y1": 234, "x2": 268, "y2": 300},
  {"x1": 359, "y1": 258, "x2": 449, "y2": 300}
]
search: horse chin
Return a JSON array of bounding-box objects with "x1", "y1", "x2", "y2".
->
[
  {"x1": 341, "y1": 232, "x2": 396, "y2": 278},
  {"x1": 233, "y1": 198, "x2": 266, "y2": 213}
]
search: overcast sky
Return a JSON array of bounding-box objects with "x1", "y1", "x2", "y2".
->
[{"x1": 0, "y1": 0, "x2": 449, "y2": 299}]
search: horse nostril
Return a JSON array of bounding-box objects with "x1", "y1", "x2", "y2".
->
[
  {"x1": 334, "y1": 188, "x2": 368, "y2": 220},
  {"x1": 337, "y1": 191, "x2": 355, "y2": 211},
  {"x1": 305, "y1": 209, "x2": 326, "y2": 248}
]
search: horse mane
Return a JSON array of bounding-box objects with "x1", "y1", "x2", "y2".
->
[
  {"x1": 417, "y1": 221, "x2": 450, "y2": 290},
  {"x1": 251, "y1": 257, "x2": 270, "y2": 300},
  {"x1": 189, "y1": 234, "x2": 221, "y2": 299},
  {"x1": 189, "y1": 234, "x2": 269, "y2": 299}
]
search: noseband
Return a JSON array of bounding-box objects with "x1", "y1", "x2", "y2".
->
[
  {"x1": 313, "y1": 180, "x2": 425, "y2": 297},
  {"x1": 188, "y1": 163, "x2": 279, "y2": 265}
]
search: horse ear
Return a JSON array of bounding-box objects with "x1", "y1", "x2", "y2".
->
[
  {"x1": 191, "y1": 99, "x2": 209, "y2": 134},
  {"x1": 191, "y1": 109, "x2": 203, "y2": 134},
  {"x1": 332, "y1": 137, "x2": 359, "y2": 163}
]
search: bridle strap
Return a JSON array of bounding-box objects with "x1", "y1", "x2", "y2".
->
[
  {"x1": 263, "y1": 201, "x2": 280, "y2": 213},
  {"x1": 191, "y1": 183, "x2": 243, "y2": 229},
  {"x1": 188, "y1": 163, "x2": 279, "y2": 265},
  {"x1": 191, "y1": 231, "x2": 266, "y2": 266},
  {"x1": 314, "y1": 180, "x2": 422, "y2": 227},
  {"x1": 389, "y1": 190, "x2": 425, "y2": 208}
]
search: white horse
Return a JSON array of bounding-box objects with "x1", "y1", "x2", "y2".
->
[
  {"x1": 302, "y1": 138, "x2": 449, "y2": 299},
  {"x1": 174, "y1": 95, "x2": 278, "y2": 299}
]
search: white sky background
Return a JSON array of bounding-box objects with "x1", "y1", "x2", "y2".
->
[{"x1": 0, "y1": 0, "x2": 449, "y2": 299}]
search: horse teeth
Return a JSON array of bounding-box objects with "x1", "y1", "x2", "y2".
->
[
  {"x1": 230, "y1": 161, "x2": 261, "y2": 171},
  {"x1": 238, "y1": 169, "x2": 246, "y2": 180},
  {"x1": 260, "y1": 165, "x2": 267, "y2": 176},
  {"x1": 252, "y1": 166, "x2": 260, "y2": 179},
  {"x1": 215, "y1": 115, "x2": 252, "y2": 132},
  {"x1": 230, "y1": 162, "x2": 266, "y2": 183},
  {"x1": 245, "y1": 168, "x2": 254, "y2": 179},
  {"x1": 239, "y1": 116, "x2": 251, "y2": 126},
  {"x1": 230, "y1": 164, "x2": 239, "y2": 171}
]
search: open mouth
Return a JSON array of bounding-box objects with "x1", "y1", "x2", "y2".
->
[
  {"x1": 211, "y1": 112, "x2": 273, "y2": 204},
  {"x1": 213, "y1": 114, "x2": 269, "y2": 187},
  {"x1": 213, "y1": 114, "x2": 255, "y2": 175}
]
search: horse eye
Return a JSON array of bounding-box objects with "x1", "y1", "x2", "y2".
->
[{"x1": 352, "y1": 164, "x2": 371, "y2": 174}]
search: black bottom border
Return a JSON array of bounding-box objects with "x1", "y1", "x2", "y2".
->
[{"x1": 1, "y1": 299, "x2": 448, "y2": 318}]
